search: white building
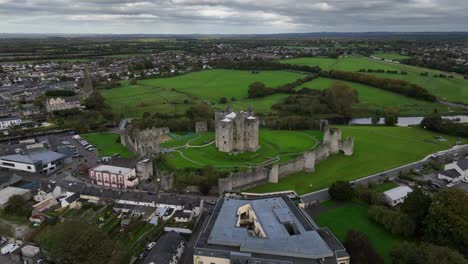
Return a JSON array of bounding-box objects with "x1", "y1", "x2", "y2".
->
[
  {"x1": 383, "y1": 186, "x2": 413, "y2": 206},
  {"x1": 89, "y1": 164, "x2": 138, "y2": 189},
  {"x1": 0, "y1": 187, "x2": 32, "y2": 208},
  {"x1": 0, "y1": 150, "x2": 66, "y2": 174},
  {"x1": 0, "y1": 116, "x2": 21, "y2": 130}
]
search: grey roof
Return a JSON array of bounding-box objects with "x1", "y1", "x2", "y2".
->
[
  {"x1": 143, "y1": 231, "x2": 184, "y2": 264},
  {"x1": 0, "y1": 150, "x2": 66, "y2": 165},
  {"x1": 457, "y1": 159, "x2": 468, "y2": 170},
  {"x1": 383, "y1": 186, "x2": 413, "y2": 200},
  {"x1": 207, "y1": 197, "x2": 334, "y2": 259},
  {"x1": 440, "y1": 169, "x2": 461, "y2": 179},
  {"x1": 0, "y1": 116, "x2": 21, "y2": 122}
]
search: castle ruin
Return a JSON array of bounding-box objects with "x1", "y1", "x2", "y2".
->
[
  {"x1": 121, "y1": 126, "x2": 170, "y2": 157},
  {"x1": 218, "y1": 126, "x2": 354, "y2": 194},
  {"x1": 215, "y1": 107, "x2": 259, "y2": 153}
]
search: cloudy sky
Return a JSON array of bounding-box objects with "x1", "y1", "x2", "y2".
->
[{"x1": 0, "y1": 0, "x2": 467, "y2": 34}]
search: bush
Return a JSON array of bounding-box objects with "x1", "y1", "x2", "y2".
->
[
  {"x1": 328, "y1": 181, "x2": 354, "y2": 201},
  {"x1": 344, "y1": 230, "x2": 384, "y2": 264},
  {"x1": 368, "y1": 206, "x2": 416, "y2": 237}
]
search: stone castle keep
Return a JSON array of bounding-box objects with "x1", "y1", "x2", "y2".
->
[
  {"x1": 218, "y1": 127, "x2": 354, "y2": 194},
  {"x1": 215, "y1": 107, "x2": 259, "y2": 153},
  {"x1": 121, "y1": 126, "x2": 170, "y2": 157}
]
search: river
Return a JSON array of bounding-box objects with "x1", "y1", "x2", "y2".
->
[{"x1": 347, "y1": 115, "x2": 468, "y2": 127}]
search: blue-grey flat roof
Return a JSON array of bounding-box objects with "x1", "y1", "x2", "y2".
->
[
  {"x1": 207, "y1": 197, "x2": 334, "y2": 259},
  {"x1": 0, "y1": 150, "x2": 66, "y2": 165}
]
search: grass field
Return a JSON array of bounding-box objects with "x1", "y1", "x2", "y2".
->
[
  {"x1": 102, "y1": 69, "x2": 305, "y2": 118},
  {"x1": 299, "y1": 77, "x2": 453, "y2": 116},
  {"x1": 281, "y1": 56, "x2": 468, "y2": 103},
  {"x1": 82, "y1": 133, "x2": 134, "y2": 158},
  {"x1": 248, "y1": 125, "x2": 466, "y2": 194},
  {"x1": 315, "y1": 202, "x2": 400, "y2": 263},
  {"x1": 162, "y1": 130, "x2": 322, "y2": 169},
  {"x1": 372, "y1": 52, "x2": 411, "y2": 61}
]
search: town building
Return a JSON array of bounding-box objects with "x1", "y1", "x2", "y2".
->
[
  {"x1": 194, "y1": 196, "x2": 350, "y2": 264},
  {"x1": 0, "y1": 150, "x2": 66, "y2": 174},
  {"x1": 215, "y1": 107, "x2": 259, "y2": 153},
  {"x1": 45, "y1": 96, "x2": 81, "y2": 112},
  {"x1": 88, "y1": 164, "x2": 138, "y2": 189},
  {"x1": 0, "y1": 115, "x2": 21, "y2": 130},
  {"x1": 383, "y1": 186, "x2": 413, "y2": 206}
]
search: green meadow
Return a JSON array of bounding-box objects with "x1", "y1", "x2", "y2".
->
[{"x1": 81, "y1": 133, "x2": 134, "y2": 158}]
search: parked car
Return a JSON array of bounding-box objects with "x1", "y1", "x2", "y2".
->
[
  {"x1": 430, "y1": 183, "x2": 442, "y2": 189},
  {"x1": 146, "y1": 242, "x2": 156, "y2": 250},
  {"x1": 205, "y1": 200, "x2": 216, "y2": 205},
  {"x1": 446, "y1": 182, "x2": 455, "y2": 188}
]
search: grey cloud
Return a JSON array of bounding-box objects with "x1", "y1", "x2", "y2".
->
[{"x1": 0, "y1": 0, "x2": 467, "y2": 33}]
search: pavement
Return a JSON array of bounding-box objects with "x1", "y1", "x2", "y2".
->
[{"x1": 301, "y1": 144, "x2": 468, "y2": 204}]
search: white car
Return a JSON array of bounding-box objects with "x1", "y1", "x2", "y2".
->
[
  {"x1": 462, "y1": 178, "x2": 468, "y2": 183},
  {"x1": 446, "y1": 182, "x2": 455, "y2": 188},
  {"x1": 146, "y1": 242, "x2": 156, "y2": 250}
]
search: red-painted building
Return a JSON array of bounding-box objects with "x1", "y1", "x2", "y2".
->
[{"x1": 89, "y1": 164, "x2": 138, "y2": 189}]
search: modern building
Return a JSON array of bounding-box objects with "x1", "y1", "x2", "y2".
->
[
  {"x1": 383, "y1": 186, "x2": 413, "y2": 206},
  {"x1": 0, "y1": 150, "x2": 66, "y2": 174},
  {"x1": 45, "y1": 96, "x2": 81, "y2": 112},
  {"x1": 194, "y1": 196, "x2": 350, "y2": 264},
  {"x1": 89, "y1": 164, "x2": 138, "y2": 189},
  {"x1": 215, "y1": 107, "x2": 259, "y2": 153},
  {"x1": 0, "y1": 115, "x2": 21, "y2": 130}
]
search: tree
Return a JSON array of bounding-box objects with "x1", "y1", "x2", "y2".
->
[
  {"x1": 328, "y1": 181, "x2": 354, "y2": 201},
  {"x1": 384, "y1": 107, "x2": 399, "y2": 126},
  {"x1": 344, "y1": 230, "x2": 384, "y2": 264},
  {"x1": 4, "y1": 195, "x2": 31, "y2": 218},
  {"x1": 186, "y1": 103, "x2": 213, "y2": 122},
  {"x1": 424, "y1": 188, "x2": 468, "y2": 256},
  {"x1": 400, "y1": 188, "x2": 431, "y2": 235},
  {"x1": 38, "y1": 220, "x2": 130, "y2": 264},
  {"x1": 85, "y1": 92, "x2": 106, "y2": 111},
  {"x1": 371, "y1": 116, "x2": 380, "y2": 125},
  {"x1": 391, "y1": 242, "x2": 468, "y2": 264},
  {"x1": 368, "y1": 206, "x2": 415, "y2": 237},
  {"x1": 324, "y1": 83, "x2": 359, "y2": 117}
]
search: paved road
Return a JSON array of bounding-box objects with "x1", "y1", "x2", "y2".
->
[
  {"x1": 301, "y1": 144, "x2": 468, "y2": 204},
  {"x1": 438, "y1": 100, "x2": 468, "y2": 111}
]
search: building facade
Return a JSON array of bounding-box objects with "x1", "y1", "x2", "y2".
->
[
  {"x1": 0, "y1": 116, "x2": 21, "y2": 130},
  {"x1": 215, "y1": 107, "x2": 259, "y2": 153},
  {"x1": 45, "y1": 96, "x2": 81, "y2": 112},
  {"x1": 0, "y1": 150, "x2": 66, "y2": 174},
  {"x1": 89, "y1": 164, "x2": 138, "y2": 189}
]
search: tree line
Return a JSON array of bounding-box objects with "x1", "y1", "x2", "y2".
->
[
  {"x1": 211, "y1": 58, "x2": 322, "y2": 73},
  {"x1": 320, "y1": 70, "x2": 437, "y2": 102},
  {"x1": 247, "y1": 75, "x2": 318, "y2": 98},
  {"x1": 421, "y1": 116, "x2": 468, "y2": 138}
]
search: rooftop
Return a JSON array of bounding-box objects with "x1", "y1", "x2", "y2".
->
[
  {"x1": 457, "y1": 158, "x2": 468, "y2": 170},
  {"x1": 440, "y1": 169, "x2": 461, "y2": 179},
  {"x1": 384, "y1": 185, "x2": 413, "y2": 200},
  {"x1": 0, "y1": 150, "x2": 66, "y2": 165},
  {"x1": 91, "y1": 164, "x2": 134, "y2": 175},
  {"x1": 205, "y1": 197, "x2": 334, "y2": 259}
]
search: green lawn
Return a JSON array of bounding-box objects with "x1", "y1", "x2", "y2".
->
[
  {"x1": 102, "y1": 69, "x2": 306, "y2": 118},
  {"x1": 315, "y1": 203, "x2": 400, "y2": 263},
  {"x1": 299, "y1": 77, "x2": 453, "y2": 116},
  {"x1": 162, "y1": 130, "x2": 322, "y2": 169},
  {"x1": 81, "y1": 133, "x2": 134, "y2": 158},
  {"x1": 281, "y1": 56, "x2": 468, "y2": 104},
  {"x1": 372, "y1": 53, "x2": 411, "y2": 61},
  {"x1": 248, "y1": 125, "x2": 466, "y2": 194},
  {"x1": 372, "y1": 182, "x2": 399, "y2": 192}
]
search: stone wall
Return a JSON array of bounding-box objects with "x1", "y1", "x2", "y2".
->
[
  {"x1": 195, "y1": 122, "x2": 208, "y2": 133},
  {"x1": 121, "y1": 126, "x2": 169, "y2": 157},
  {"x1": 217, "y1": 127, "x2": 354, "y2": 194}
]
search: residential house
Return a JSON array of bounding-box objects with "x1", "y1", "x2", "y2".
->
[
  {"x1": 0, "y1": 115, "x2": 21, "y2": 130},
  {"x1": 383, "y1": 186, "x2": 413, "y2": 206},
  {"x1": 440, "y1": 159, "x2": 468, "y2": 182}
]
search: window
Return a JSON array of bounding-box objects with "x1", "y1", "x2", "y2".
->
[
  {"x1": 27, "y1": 166, "x2": 31, "y2": 170},
  {"x1": 1, "y1": 162, "x2": 15, "y2": 167}
]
